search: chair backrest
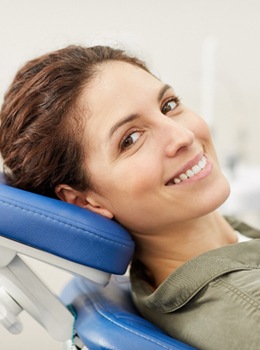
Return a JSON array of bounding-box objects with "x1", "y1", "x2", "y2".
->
[{"x1": 0, "y1": 173, "x2": 134, "y2": 283}]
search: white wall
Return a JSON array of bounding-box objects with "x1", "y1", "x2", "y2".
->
[{"x1": 0, "y1": 0, "x2": 260, "y2": 348}]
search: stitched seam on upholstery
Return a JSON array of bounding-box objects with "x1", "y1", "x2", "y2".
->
[
  {"x1": 90, "y1": 299, "x2": 184, "y2": 350},
  {"x1": 214, "y1": 277, "x2": 260, "y2": 310},
  {"x1": 83, "y1": 281, "x2": 190, "y2": 349},
  {"x1": 95, "y1": 310, "x2": 177, "y2": 350},
  {"x1": 0, "y1": 200, "x2": 130, "y2": 248}
]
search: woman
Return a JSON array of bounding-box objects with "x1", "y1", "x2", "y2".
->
[{"x1": 0, "y1": 45, "x2": 259, "y2": 350}]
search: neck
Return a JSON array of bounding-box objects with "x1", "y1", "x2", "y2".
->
[{"x1": 132, "y1": 212, "x2": 237, "y2": 287}]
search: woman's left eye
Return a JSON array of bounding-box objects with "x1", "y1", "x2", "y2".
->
[
  {"x1": 162, "y1": 97, "x2": 180, "y2": 114},
  {"x1": 120, "y1": 130, "x2": 142, "y2": 150}
]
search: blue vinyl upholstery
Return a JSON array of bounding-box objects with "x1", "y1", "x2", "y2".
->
[
  {"x1": 0, "y1": 175, "x2": 134, "y2": 274},
  {"x1": 62, "y1": 275, "x2": 196, "y2": 350}
]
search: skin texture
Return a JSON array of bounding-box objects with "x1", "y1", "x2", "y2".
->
[{"x1": 56, "y1": 61, "x2": 237, "y2": 286}]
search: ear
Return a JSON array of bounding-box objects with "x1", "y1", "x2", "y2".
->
[{"x1": 55, "y1": 184, "x2": 114, "y2": 219}]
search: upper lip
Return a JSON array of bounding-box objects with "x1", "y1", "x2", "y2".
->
[{"x1": 165, "y1": 151, "x2": 204, "y2": 185}]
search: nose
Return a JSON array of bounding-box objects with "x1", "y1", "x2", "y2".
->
[{"x1": 161, "y1": 118, "x2": 195, "y2": 157}]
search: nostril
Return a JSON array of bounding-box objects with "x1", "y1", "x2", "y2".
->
[
  {"x1": 176, "y1": 145, "x2": 188, "y2": 155},
  {"x1": 165, "y1": 141, "x2": 191, "y2": 158}
]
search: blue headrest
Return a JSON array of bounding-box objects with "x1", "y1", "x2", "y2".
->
[{"x1": 0, "y1": 173, "x2": 134, "y2": 274}]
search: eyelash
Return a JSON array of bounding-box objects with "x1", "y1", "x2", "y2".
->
[
  {"x1": 120, "y1": 129, "x2": 142, "y2": 150},
  {"x1": 161, "y1": 96, "x2": 181, "y2": 115},
  {"x1": 119, "y1": 95, "x2": 181, "y2": 151}
]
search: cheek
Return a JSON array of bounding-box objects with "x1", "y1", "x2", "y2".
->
[
  {"x1": 116, "y1": 157, "x2": 161, "y2": 196},
  {"x1": 89, "y1": 152, "x2": 161, "y2": 203},
  {"x1": 189, "y1": 114, "x2": 211, "y2": 138},
  {"x1": 181, "y1": 109, "x2": 209, "y2": 133},
  {"x1": 199, "y1": 121, "x2": 212, "y2": 141},
  {"x1": 189, "y1": 115, "x2": 217, "y2": 152}
]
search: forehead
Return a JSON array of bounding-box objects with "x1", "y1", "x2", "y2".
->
[{"x1": 80, "y1": 61, "x2": 162, "y2": 117}]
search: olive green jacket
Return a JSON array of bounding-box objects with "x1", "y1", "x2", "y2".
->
[{"x1": 130, "y1": 218, "x2": 260, "y2": 350}]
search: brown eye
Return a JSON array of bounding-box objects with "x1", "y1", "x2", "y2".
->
[
  {"x1": 162, "y1": 97, "x2": 180, "y2": 114},
  {"x1": 121, "y1": 131, "x2": 142, "y2": 149}
]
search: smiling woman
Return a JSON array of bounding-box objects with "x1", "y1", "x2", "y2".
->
[
  {"x1": 0, "y1": 45, "x2": 260, "y2": 350},
  {"x1": 70, "y1": 60, "x2": 230, "y2": 239}
]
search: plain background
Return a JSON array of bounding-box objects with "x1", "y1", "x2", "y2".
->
[{"x1": 0, "y1": 0, "x2": 260, "y2": 348}]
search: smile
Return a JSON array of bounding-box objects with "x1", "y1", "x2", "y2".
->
[{"x1": 166, "y1": 155, "x2": 207, "y2": 186}]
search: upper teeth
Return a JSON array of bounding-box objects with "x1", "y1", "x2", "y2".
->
[{"x1": 170, "y1": 156, "x2": 207, "y2": 185}]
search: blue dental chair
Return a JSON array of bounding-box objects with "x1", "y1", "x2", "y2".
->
[{"x1": 0, "y1": 173, "x2": 195, "y2": 349}]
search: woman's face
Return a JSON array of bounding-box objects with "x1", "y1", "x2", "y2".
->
[{"x1": 80, "y1": 61, "x2": 230, "y2": 234}]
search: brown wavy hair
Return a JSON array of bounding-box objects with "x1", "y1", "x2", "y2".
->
[{"x1": 0, "y1": 45, "x2": 148, "y2": 198}]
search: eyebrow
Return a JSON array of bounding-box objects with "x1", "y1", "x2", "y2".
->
[
  {"x1": 109, "y1": 113, "x2": 140, "y2": 139},
  {"x1": 109, "y1": 84, "x2": 172, "y2": 139},
  {"x1": 158, "y1": 84, "x2": 172, "y2": 102}
]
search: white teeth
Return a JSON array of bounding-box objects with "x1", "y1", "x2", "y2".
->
[
  {"x1": 179, "y1": 173, "x2": 188, "y2": 181},
  {"x1": 192, "y1": 165, "x2": 201, "y2": 174},
  {"x1": 198, "y1": 160, "x2": 205, "y2": 169},
  {"x1": 169, "y1": 155, "x2": 207, "y2": 185},
  {"x1": 186, "y1": 169, "x2": 194, "y2": 177}
]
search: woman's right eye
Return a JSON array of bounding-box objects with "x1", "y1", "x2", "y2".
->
[{"x1": 120, "y1": 130, "x2": 142, "y2": 150}]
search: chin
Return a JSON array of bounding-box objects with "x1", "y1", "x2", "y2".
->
[{"x1": 206, "y1": 175, "x2": 231, "y2": 213}]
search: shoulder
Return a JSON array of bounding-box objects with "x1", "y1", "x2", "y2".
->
[
  {"x1": 225, "y1": 215, "x2": 260, "y2": 238},
  {"x1": 131, "y1": 240, "x2": 260, "y2": 309},
  {"x1": 130, "y1": 246, "x2": 260, "y2": 349}
]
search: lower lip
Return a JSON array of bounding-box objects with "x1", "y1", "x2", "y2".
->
[{"x1": 167, "y1": 157, "x2": 213, "y2": 186}]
